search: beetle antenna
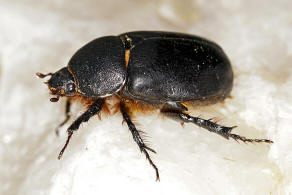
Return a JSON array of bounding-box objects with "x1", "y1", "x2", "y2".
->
[
  {"x1": 58, "y1": 131, "x2": 73, "y2": 159},
  {"x1": 36, "y1": 72, "x2": 53, "y2": 78},
  {"x1": 50, "y1": 95, "x2": 60, "y2": 102}
]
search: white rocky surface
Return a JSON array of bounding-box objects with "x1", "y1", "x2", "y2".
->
[{"x1": 0, "y1": 0, "x2": 291, "y2": 194}]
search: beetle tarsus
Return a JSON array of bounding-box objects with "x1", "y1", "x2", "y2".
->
[
  {"x1": 120, "y1": 103, "x2": 160, "y2": 181},
  {"x1": 161, "y1": 110, "x2": 273, "y2": 144},
  {"x1": 58, "y1": 130, "x2": 73, "y2": 159},
  {"x1": 58, "y1": 99, "x2": 104, "y2": 159},
  {"x1": 228, "y1": 133, "x2": 273, "y2": 144}
]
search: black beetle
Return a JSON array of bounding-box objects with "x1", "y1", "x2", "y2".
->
[{"x1": 37, "y1": 31, "x2": 273, "y2": 181}]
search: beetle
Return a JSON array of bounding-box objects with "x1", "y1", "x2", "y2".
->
[{"x1": 37, "y1": 31, "x2": 273, "y2": 181}]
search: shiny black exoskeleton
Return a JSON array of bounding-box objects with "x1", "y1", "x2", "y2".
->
[{"x1": 37, "y1": 31, "x2": 273, "y2": 181}]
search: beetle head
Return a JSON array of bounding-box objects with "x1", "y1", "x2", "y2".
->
[{"x1": 37, "y1": 67, "x2": 76, "y2": 102}]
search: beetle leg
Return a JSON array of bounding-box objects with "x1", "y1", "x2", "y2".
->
[
  {"x1": 165, "y1": 101, "x2": 188, "y2": 111},
  {"x1": 161, "y1": 109, "x2": 273, "y2": 144},
  {"x1": 58, "y1": 99, "x2": 104, "y2": 159},
  {"x1": 120, "y1": 103, "x2": 160, "y2": 181},
  {"x1": 55, "y1": 99, "x2": 71, "y2": 136}
]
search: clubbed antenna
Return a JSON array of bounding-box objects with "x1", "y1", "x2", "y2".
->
[
  {"x1": 36, "y1": 72, "x2": 53, "y2": 78},
  {"x1": 50, "y1": 96, "x2": 60, "y2": 102}
]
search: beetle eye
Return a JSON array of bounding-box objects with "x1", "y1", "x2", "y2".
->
[{"x1": 65, "y1": 83, "x2": 76, "y2": 96}]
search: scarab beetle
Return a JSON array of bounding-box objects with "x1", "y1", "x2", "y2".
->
[{"x1": 37, "y1": 31, "x2": 273, "y2": 181}]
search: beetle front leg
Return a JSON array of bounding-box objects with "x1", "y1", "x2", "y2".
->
[
  {"x1": 58, "y1": 99, "x2": 104, "y2": 159},
  {"x1": 55, "y1": 99, "x2": 71, "y2": 136},
  {"x1": 120, "y1": 103, "x2": 160, "y2": 181},
  {"x1": 161, "y1": 109, "x2": 273, "y2": 144}
]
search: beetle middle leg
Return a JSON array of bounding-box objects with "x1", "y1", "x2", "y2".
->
[
  {"x1": 161, "y1": 109, "x2": 273, "y2": 144},
  {"x1": 55, "y1": 99, "x2": 71, "y2": 136},
  {"x1": 58, "y1": 99, "x2": 104, "y2": 159},
  {"x1": 120, "y1": 102, "x2": 160, "y2": 181}
]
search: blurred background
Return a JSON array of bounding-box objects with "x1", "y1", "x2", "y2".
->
[{"x1": 0, "y1": 0, "x2": 292, "y2": 194}]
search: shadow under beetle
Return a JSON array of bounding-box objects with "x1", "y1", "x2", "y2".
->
[{"x1": 37, "y1": 31, "x2": 273, "y2": 181}]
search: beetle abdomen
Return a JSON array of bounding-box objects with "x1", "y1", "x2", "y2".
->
[
  {"x1": 124, "y1": 35, "x2": 233, "y2": 103},
  {"x1": 68, "y1": 36, "x2": 126, "y2": 98}
]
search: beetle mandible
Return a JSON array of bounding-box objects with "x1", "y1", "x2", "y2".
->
[{"x1": 37, "y1": 31, "x2": 273, "y2": 181}]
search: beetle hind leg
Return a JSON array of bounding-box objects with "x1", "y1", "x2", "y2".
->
[
  {"x1": 120, "y1": 102, "x2": 160, "y2": 181},
  {"x1": 161, "y1": 109, "x2": 273, "y2": 144}
]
